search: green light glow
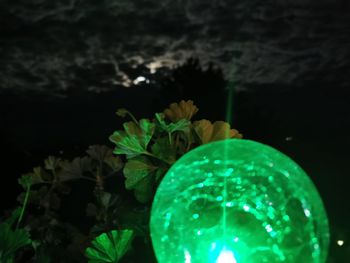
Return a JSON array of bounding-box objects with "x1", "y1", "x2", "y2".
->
[
  {"x1": 216, "y1": 248, "x2": 237, "y2": 263},
  {"x1": 150, "y1": 139, "x2": 329, "y2": 263}
]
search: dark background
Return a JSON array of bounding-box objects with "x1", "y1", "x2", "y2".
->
[{"x1": 1, "y1": 0, "x2": 350, "y2": 261}]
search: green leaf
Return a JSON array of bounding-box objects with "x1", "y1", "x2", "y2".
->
[
  {"x1": 32, "y1": 166, "x2": 50, "y2": 183},
  {"x1": 154, "y1": 167, "x2": 167, "y2": 183},
  {"x1": 118, "y1": 206, "x2": 150, "y2": 238},
  {"x1": 0, "y1": 223, "x2": 31, "y2": 260},
  {"x1": 133, "y1": 175, "x2": 154, "y2": 203},
  {"x1": 86, "y1": 145, "x2": 113, "y2": 162},
  {"x1": 155, "y1": 113, "x2": 190, "y2": 134},
  {"x1": 109, "y1": 120, "x2": 155, "y2": 158},
  {"x1": 123, "y1": 157, "x2": 157, "y2": 190},
  {"x1": 104, "y1": 156, "x2": 123, "y2": 172},
  {"x1": 44, "y1": 156, "x2": 61, "y2": 171},
  {"x1": 85, "y1": 230, "x2": 134, "y2": 263},
  {"x1": 59, "y1": 157, "x2": 92, "y2": 181},
  {"x1": 138, "y1": 119, "x2": 155, "y2": 148},
  {"x1": 18, "y1": 174, "x2": 32, "y2": 189},
  {"x1": 123, "y1": 157, "x2": 157, "y2": 203},
  {"x1": 151, "y1": 137, "x2": 176, "y2": 164},
  {"x1": 109, "y1": 130, "x2": 144, "y2": 157},
  {"x1": 115, "y1": 108, "x2": 128, "y2": 118}
]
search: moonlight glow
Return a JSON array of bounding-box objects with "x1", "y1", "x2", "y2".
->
[{"x1": 150, "y1": 139, "x2": 329, "y2": 263}]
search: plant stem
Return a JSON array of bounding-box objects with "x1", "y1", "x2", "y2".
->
[
  {"x1": 126, "y1": 111, "x2": 139, "y2": 125},
  {"x1": 168, "y1": 132, "x2": 172, "y2": 145},
  {"x1": 16, "y1": 184, "x2": 31, "y2": 230}
]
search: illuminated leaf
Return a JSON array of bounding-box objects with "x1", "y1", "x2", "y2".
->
[
  {"x1": 154, "y1": 167, "x2": 167, "y2": 183},
  {"x1": 155, "y1": 113, "x2": 190, "y2": 134},
  {"x1": 123, "y1": 157, "x2": 157, "y2": 203},
  {"x1": 110, "y1": 130, "x2": 144, "y2": 157},
  {"x1": 193, "y1": 119, "x2": 242, "y2": 144},
  {"x1": 18, "y1": 170, "x2": 43, "y2": 189},
  {"x1": 133, "y1": 175, "x2": 154, "y2": 203},
  {"x1": 123, "y1": 157, "x2": 156, "y2": 190},
  {"x1": 211, "y1": 121, "x2": 242, "y2": 141},
  {"x1": 85, "y1": 229, "x2": 134, "y2": 263},
  {"x1": 33, "y1": 166, "x2": 51, "y2": 182},
  {"x1": 163, "y1": 100, "x2": 199, "y2": 122},
  {"x1": 151, "y1": 137, "x2": 176, "y2": 164},
  {"x1": 116, "y1": 108, "x2": 128, "y2": 118},
  {"x1": 193, "y1": 119, "x2": 212, "y2": 144},
  {"x1": 129, "y1": 119, "x2": 155, "y2": 149},
  {"x1": 0, "y1": 223, "x2": 31, "y2": 261},
  {"x1": 18, "y1": 174, "x2": 33, "y2": 189},
  {"x1": 44, "y1": 156, "x2": 61, "y2": 171},
  {"x1": 109, "y1": 119, "x2": 155, "y2": 158}
]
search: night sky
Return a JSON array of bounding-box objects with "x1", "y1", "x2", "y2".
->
[{"x1": 1, "y1": 0, "x2": 350, "y2": 262}]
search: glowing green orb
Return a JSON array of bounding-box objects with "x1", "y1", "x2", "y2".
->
[{"x1": 150, "y1": 139, "x2": 329, "y2": 263}]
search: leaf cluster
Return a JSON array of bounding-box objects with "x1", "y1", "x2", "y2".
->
[
  {"x1": 110, "y1": 100, "x2": 242, "y2": 203},
  {"x1": 7, "y1": 145, "x2": 124, "y2": 262},
  {"x1": 2, "y1": 100, "x2": 242, "y2": 263},
  {"x1": 17, "y1": 145, "x2": 123, "y2": 213}
]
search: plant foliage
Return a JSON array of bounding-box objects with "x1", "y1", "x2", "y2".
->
[
  {"x1": 2, "y1": 100, "x2": 242, "y2": 262},
  {"x1": 0, "y1": 209, "x2": 31, "y2": 262},
  {"x1": 110, "y1": 100, "x2": 242, "y2": 203},
  {"x1": 85, "y1": 229, "x2": 134, "y2": 262}
]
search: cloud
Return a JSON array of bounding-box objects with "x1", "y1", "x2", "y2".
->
[{"x1": 1, "y1": 0, "x2": 349, "y2": 94}]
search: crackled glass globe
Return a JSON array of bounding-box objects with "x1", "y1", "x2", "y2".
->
[{"x1": 150, "y1": 139, "x2": 329, "y2": 263}]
